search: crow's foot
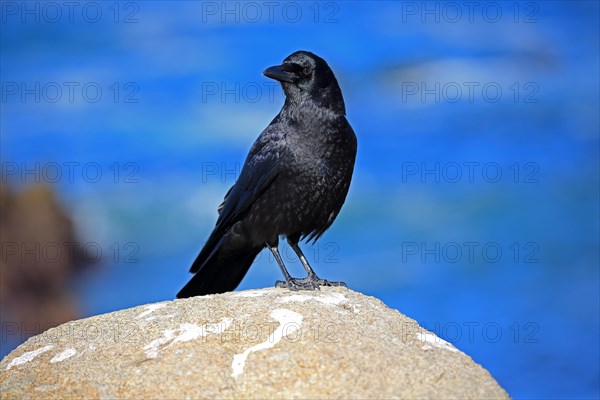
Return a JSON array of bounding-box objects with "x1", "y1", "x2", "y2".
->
[
  {"x1": 275, "y1": 277, "x2": 347, "y2": 290},
  {"x1": 275, "y1": 277, "x2": 320, "y2": 291},
  {"x1": 315, "y1": 279, "x2": 347, "y2": 287}
]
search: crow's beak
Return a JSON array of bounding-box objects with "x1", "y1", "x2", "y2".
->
[{"x1": 263, "y1": 64, "x2": 298, "y2": 83}]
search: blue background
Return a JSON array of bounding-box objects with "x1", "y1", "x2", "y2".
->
[{"x1": 1, "y1": 1, "x2": 599, "y2": 398}]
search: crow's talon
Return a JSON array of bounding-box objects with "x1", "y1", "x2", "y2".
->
[
  {"x1": 275, "y1": 277, "x2": 347, "y2": 291},
  {"x1": 319, "y1": 280, "x2": 347, "y2": 287},
  {"x1": 275, "y1": 278, "x2": 320, "y2": 291}
]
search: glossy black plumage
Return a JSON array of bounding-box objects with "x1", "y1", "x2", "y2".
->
[{"x1": 177, "y1": 51, "x2": 357, "y2": 298}]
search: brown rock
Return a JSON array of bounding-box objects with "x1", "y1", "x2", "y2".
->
[
  {"x1": 0, "y1": 287, "x2": 509, "y2": 399},
  {"x1": 1, "y1": 184, "x2": 85, "y2": 342}
]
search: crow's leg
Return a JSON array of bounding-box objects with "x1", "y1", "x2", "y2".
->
[
  {"x1": 267, "y1": 242, "x2": 319, "y2": 291},
  {"x1": 288, "y1": 240, "x2": 347, "y2": 288}
]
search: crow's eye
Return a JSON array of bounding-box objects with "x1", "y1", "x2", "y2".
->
[{"x1": 302, "y1": 66, "x2": 311, "y2": 76}]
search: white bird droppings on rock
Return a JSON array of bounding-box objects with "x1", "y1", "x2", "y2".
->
[
  {"x1": 278, "y1": 292, "x2": 347, "y2": 305},
  {"x1": 50, "y1": 348, "x2": 77, "y2": 363},
  {"x1": 233, "y1": 290, "x2": 268, "y2": 298},
  {"x1": 416, "y1": 331, "x2": 458, "y2": 352},
  {"x1": 6, "y1": 345, "x2": 54, "y2": 370},
  {"x1": 231, "y1": 308, "x2": 303, "y2": 378},
  {"x1": 144, "y1": 317, "x2": 233, "y2": 359},
  {"x1": 136, "y1": 304, "x2": 167, "y2": 319}
]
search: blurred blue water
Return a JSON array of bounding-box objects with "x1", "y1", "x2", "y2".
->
[{"x1": 1, "y1": 1, "x2": 599, "y2": 398}]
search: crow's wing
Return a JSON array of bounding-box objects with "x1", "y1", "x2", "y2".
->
[
  {"x1": 217, "y1": 185, "x2": 233, "y2": 215},
  {"x1": 215, "y1": 151, "x2": 279, "y2": 230},
  {"x1": 190, "y1": 129, "x2": 283, "y2": 273}
]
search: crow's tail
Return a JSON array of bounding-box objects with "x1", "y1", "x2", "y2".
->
[{"x1": 176, "y1": 240, "x2": 262, "y2": 298}]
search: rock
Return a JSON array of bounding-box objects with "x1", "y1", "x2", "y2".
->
[
  {"x1": 0, "y1": 287, "x2": 509, "y2": 399},
  {"x1": 1, "y1": 183, "x2": 90, "y2": 349}
]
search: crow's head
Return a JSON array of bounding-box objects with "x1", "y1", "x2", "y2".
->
[{"x1": 263, "y1": 51, "x2": 345, "y2": 115}]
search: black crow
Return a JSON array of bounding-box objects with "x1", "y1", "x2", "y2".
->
[{"x1": 177, "y1": 51, "x2": 357, "y2": 298}]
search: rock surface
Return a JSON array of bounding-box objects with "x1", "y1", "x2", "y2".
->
[{"x1": 0, "y1": 287, "x2": 509, "y2": 399}]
